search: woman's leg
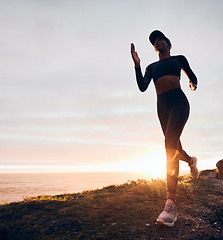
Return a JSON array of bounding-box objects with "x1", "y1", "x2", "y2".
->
[
  {"x1": 164, "y1": 100, "x2": 190, "y2": 200},
  {"x1": 177, "y1": 140, "x2": 192, "y2": 165}
]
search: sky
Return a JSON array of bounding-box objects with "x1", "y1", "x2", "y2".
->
[{"x1": 0, "y1": 0, "x2": 223, "y2": 175}]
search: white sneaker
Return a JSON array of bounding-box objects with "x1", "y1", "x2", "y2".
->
[
  {"x1": 157, "y1": 199, "x2": 177, "y2": 227},
  {"x1": 189, "y1": 156, "x2": 199, "y2": 179}
]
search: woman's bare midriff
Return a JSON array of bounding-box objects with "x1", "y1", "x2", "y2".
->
[{"x1": 155, "y1": 75, "x2": 181, "y2": 96}]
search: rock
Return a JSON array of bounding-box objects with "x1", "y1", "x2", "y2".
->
[{"x1": 216, "y1": 159, "x2": 223, "y2": 179}]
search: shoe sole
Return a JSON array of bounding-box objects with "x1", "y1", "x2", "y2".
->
[{"x1": 156, "y1": 218, "x2": 176, "y2": 227}]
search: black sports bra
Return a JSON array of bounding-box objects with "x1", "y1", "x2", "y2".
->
[{"x1": 135, "y1": 55, "x2": 197, "y2": 92}]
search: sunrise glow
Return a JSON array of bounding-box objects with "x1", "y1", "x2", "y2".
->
[{"x1": 104, "y1": 150, "x2": 167, "y2": 179}]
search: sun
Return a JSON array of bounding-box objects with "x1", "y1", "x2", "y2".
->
[
  {"x1": 131, "y1": 151, "x2": 166, "y2": 179},
  {"x1": 109, "y1": 150, "x2": 166, "y2": 179}
]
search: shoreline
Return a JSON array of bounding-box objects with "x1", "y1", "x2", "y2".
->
[{"x1": 0, "y1": 169, "x2": 214, "y2": 204}]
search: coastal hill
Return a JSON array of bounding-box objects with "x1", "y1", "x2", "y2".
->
[{"x1": 0, "y1": 169, "x2": 222, "y2": 240}]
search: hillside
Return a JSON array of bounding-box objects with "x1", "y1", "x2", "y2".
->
[{"x1": 0, "y1": 169, "x2": 222, "y2": 240}]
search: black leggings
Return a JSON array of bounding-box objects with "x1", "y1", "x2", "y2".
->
[{"x1": 157, "y1": 88, "x2": 191, "y2": 194}]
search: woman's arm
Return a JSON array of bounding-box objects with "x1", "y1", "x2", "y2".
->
[
  {"x1": 134, "y1": 66, "x2": 151, "y2": 92},
  {"x1": 181, "y1": 55, "x2": 198, "y2": 91},
  {"x1": 131, "y1": 43, "x2": 152, "y2": 92}
]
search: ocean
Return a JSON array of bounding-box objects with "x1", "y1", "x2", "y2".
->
[{"x1": 0, "y1": 172, "x2": 150, "y2": 204}]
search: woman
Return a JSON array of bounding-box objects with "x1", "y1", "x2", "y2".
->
[{"x1": 130, "y1": 30, "x2": 199, "y2": 227}]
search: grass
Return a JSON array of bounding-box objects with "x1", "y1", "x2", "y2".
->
[{"x1": 0, "y1": 169, "x2": 222, "y2": 240}]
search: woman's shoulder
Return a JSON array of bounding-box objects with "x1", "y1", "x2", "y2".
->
[
  {"x1": 172, "y1": 55, "x2": 187, "y2": 60},
  {"x1": 172, "y1": 55, "x2": 189, "y2": 65},
  {"x1": 146, "y1": 61, "x2": 157, "y2": 70},
  {"x1": 173, "y1": 55, "x2": 189, "y2": 61}
]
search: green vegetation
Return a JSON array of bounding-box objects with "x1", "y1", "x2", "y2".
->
[{"x1": 0, "y1": 170, "x2": 222, "y2": 240}]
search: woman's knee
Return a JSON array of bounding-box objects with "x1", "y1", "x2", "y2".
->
[{"x1": 165, "y1": 135, "x2": 178, "y2": 150}]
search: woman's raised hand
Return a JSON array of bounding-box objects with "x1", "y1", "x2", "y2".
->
[{"x1": 131, "y1": 43, "x2": 140, "y2": 68}]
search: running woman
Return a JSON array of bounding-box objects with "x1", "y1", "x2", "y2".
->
[{"x1": 130, "y1": 30, "x2": 199, "y2": 227}]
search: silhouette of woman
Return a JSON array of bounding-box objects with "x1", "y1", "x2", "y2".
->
[{"x1": 131, "y1": 30, "x2": 199, "y2": 227}]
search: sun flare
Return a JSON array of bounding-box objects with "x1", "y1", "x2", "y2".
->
[
  {"x1": 108, "y1": 151, "x2": 166, "y2": 179},
  {"x1": 129, "y1": 151, "x2": 166, "y2": 179}
]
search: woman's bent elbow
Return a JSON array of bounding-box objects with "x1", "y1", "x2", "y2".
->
[{"x1": 139, "y1": 86, "x2": 147, "y2": 92}]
